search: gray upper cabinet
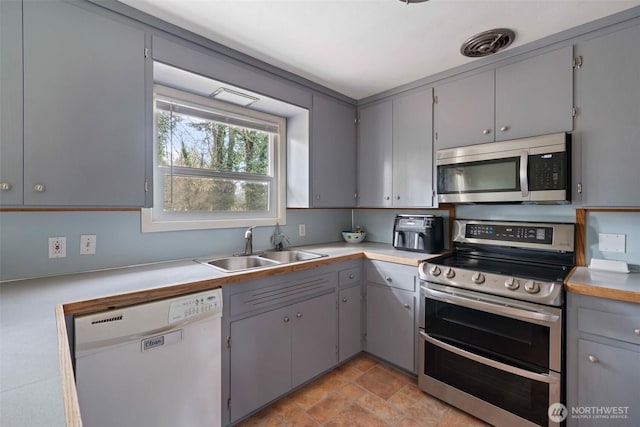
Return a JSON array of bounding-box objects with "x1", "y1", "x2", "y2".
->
[
  {"x1": 21, "y1": 0, "x2": 147, "y2": 206},
  {"x1": 358, "y1": 89, "x2": 435, "y2": 208},
  {"x1": 576, "y1": 24, "x2": 640, "y2": 206},
  {"x1": 434, "y1": 70, "x2": 495, "y2": 149},
  {"x1": 310, "y1": 95, "x2": 357, "y2": 207},
  {"x1": 0, "y1": 0, "x2": 23, "y2": 205},
  {"x1": 495, "y1": 45, "x2": 574, "y2": 141},
  {"x1": 434, "y1": 46, "x2": 573, "y2": 149},
  {"x1": 392, "y1": 88, "x2": 434, "y2": 207},
  {"x1": 357, "y1": 100, "x2": 393, "y2": 207}
]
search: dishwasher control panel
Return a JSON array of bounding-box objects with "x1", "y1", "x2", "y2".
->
[{"x1": 168, "y1": 289, "x2": 222, "y2": 323}]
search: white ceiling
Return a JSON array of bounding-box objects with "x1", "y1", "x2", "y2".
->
[{"x1": 119, "y1": 0, "x2": 640, "y2": 100}]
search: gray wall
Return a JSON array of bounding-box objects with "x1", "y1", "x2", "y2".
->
[{"x1": 0, "y1": 209, "x2": 351, "y2": 281}]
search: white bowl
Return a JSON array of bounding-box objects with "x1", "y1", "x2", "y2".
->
[{"x1": 342, "y1": 231, "x2": 366, "y2": 244}]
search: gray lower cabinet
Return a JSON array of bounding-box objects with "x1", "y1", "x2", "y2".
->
[
  {"x1": 567, "y1": 293, "x2": 640, "y2": 426},
  {"x1": 576, "y1": 24, "x2": 640, "y2": 206},
  {"x1": 339, "y1": 285, "x2": 362, "y2": 362},
  {"x1": 225, "y1": 266, "x2": 353, "y2": 424},
  {"x1": 364, "y1": 260, "x2": 417, "y2": 373},
  {"x1": 310, "y1": 94, "x2": 357, "y2": 207},
  {"x1": 15, "y1": 0, "x2": 147, "y2": 206}
]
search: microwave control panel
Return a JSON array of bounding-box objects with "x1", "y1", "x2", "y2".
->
[{"x1": 528, "y1": 151, "x2": 567, "y2": 191}]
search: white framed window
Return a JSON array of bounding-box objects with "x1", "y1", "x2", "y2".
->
[{"x1": 142, "y1": 85, "x2": 286, "y2": 232}]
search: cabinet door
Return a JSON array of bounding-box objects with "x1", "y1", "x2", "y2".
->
[
  {"x1": 358, "y1": 100, "x2": 393, "y2": 207},
  {"x1": 495, "y1": 46, "x2": 573, "y2": 141},
  {"x1": 292, "y1": 292, "x2": 337, "y2": 387},
  {"x1": 311, "y1": 95, "x2": 356, "y2": 207},
  {"x1": 365, "y1": 284, "x2": 415, "y2": 372},
  {"x1": 578, "y1": 25, "x2": 640, "y2": 206},
  {"x1": 23, "y1": 0, "x2": 146, "y2": 206},
  {"x1": 392, "y1": 88, "x2": 434, "y2": 207},
  {"x1": 339, "y1": 286, "x2": 362, "y2": 362},
  {"x1": 0, "y1": 0, "x2": 23, "y2": 205},
  {"x1": 229, "y1": 306, "x2": 292, "y2": 422},
  {"x1": 434, "y1": 70, "x2": 494, "y2": 149},
  {"x1": 577, "y1": 339, "x2": 640, "y2": 426}
]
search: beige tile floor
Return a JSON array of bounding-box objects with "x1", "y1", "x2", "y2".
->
[{"x1": 235, "y1": 354, "x2": 490, "y2": 427}]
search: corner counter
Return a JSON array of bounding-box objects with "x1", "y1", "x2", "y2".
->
[
  {"x1": 565, "y1": 267, "x2": 640, "y2": 304},
  {"x1": 0, "y1": 242, "x2": 443, "y2": 426}
]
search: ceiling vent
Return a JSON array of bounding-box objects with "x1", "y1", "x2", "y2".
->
[
  {"x1": 460, "y1": 28, "x2": 516, "y2": 58},
  {"x1": 210, "y1": 87, "x2": 259, "y2": 107}
]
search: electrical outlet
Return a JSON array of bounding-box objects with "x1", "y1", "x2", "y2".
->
[
  {"x1": 48, "y1": 237, "x2": 66, "y2": 258},
  {"x1": 298, "y1": 224, "x2": 306, "y2": 237},
  {"x1": 80, "y1": 234, "x2": 97, "y2": 255}
]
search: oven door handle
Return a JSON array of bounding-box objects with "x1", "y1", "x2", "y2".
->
[
  {"x1": 423, "y1": 286, "x2": 560, "y2": 324},
  {"x1": 419, "y1": 331, "x2": 559, "y2": 385}
]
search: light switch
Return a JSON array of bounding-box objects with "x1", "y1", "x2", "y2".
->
[{"x1": 598, "y1": 233, "x2": 626, "y2": 253}]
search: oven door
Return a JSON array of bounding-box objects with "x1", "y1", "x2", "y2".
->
[{"x1": 418, "y1": 284, "x2": 563, "y2": 427}]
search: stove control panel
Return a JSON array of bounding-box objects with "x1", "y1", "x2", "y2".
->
[
  {"x1": 419, "y1": 262, "x2": 562, "y2": 306},
  {"x1": 465, "y1": 224, "x2": 553, "y2": 244}
]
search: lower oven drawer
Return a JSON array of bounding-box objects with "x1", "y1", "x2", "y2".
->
[{"x1": 419, "y1": 331, "x2": 560, "y2": 426}]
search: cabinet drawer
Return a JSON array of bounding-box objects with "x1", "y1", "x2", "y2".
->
[
  {"x1": 230, "y1": 272, "x2": 336, "y2": 317},
  {"x1": 339, "y1": 267, "x2": 361, "y2": 288},
  {"x1": 578, "y1": 307, "x2": 640, "y2": 345},
  {"x1": 365, "y1": 260, "x2": 415, "y2": 291}
]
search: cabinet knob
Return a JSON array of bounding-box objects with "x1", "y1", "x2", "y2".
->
[
  {"x1": 385, "y1": 276, "x2": 392, "y2": 282},
  {"x1": 384, "y1": 196, "x2": 390, "y2": 201},
  {"x1": 500, "y1": 126, "x2": 510, "y2": 132},
  {"x1": 348, "y1": 273, "x2": 355, "y2": 279},
  {"x1": 588, "y1": 355, "x2": 599, "y2": 363},
  {"x1": 396, "y1": 196, "x2": 400, "y2": 200},
  {"x1": 482, "y1": 129, "x2": 491, "y2": 135},
  {"x1": 283, "y1": 316, "x2": 290, "y2": 323},
  {"x1": 296, "y1": 312, "x2": 302, "y2": 319},
  {"x1": 33, "y1": 184, "x2": 46, "y2": 192},
  {"x1": 634, "y1": 328, "x2": 640, "y2": 336},
  {"x1": 342, "y1": 297, "x2": 348, "y2": 303},
  {"x1": 403, "y1": 303, "x2": 411, "y2": 310},
  {"x1": 0, "y1": 182, "x2": 11, "y2": 191},
  {"x1": 316, "y1": 195, "x2": 320, "y2": 200}
]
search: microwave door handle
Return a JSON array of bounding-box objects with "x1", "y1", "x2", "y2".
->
[{"x1": 520, "y1": 151, "x2": 529, "y2": 197}]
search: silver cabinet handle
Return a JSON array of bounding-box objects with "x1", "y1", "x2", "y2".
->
[
  {"x1": 588, "y1": 355, "x2": 599, "y2": 363},
  {"x1": 634, "y1": 328, "x2": 640, "y2": 336},
  {"x1": 482, "y1": 129, "x2": 491, "y2": 135},
  {"x1": 385, "y1": 276, "x2": 392, "y2": 282},
  {"x1": 403, "y1": 303, "x2": 411, "y2": 309},
  {"x1": 296, "y1": 312, "x2": 302, "y2": 319},
  {"x1": 500, "y1": 126, "x2": 509, "y2": 132},
  {"x1": 283, "y1": 316, "x2": 290, "y2": 323},
  {"x1": 342, "y1": 297, "x2": 348, "y2": 303},
  {"x1": 0, "y1": 182, "x2": 11, "y2": 191},
  {"x1": 34, "y1": 184, "x2": 46, "y2": 192}
]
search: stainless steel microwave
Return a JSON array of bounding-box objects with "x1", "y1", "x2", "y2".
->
[{"x1": 436, "y1": 133, "x2": 571, "y2": 204}]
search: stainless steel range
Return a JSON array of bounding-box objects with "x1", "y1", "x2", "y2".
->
[{"x1": 418, "y1": 220, "x2": 575, "y2": 427}]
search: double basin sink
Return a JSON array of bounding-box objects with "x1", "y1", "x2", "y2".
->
[{"x1": 196, "y1": 250, "x2": 327, "y2": 273}]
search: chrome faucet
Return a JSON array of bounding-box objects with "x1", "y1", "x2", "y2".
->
[{"x1": 244, "y1": 226, "x2": 255, "y2": 255}]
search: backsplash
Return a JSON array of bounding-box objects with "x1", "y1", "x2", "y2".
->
[
  {"x1": 0, "y1": 209, "x2": 352, "y2": 282},
  {"x1": 585, "y1": 211, "x2": 640, "y2": 270}
]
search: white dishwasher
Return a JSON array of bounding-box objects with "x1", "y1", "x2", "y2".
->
[{"x1": 75, "y1": 288, "x2": 222, "y2": 427}]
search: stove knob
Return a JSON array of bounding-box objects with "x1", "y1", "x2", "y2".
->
[
  {"x1": 471, "y1": 272, "x2": 485, "y2": 285},
  {"x1": 524, "y1": 280, "x2": 540, "y2": 294},
  {"x1": 445, "y1": 268, "x2": 456, "y2": 279},
  {"x1": 429, "y1": 266, "x2": 441, "y2": 277},
  {"x1": 505, "y1": 277, "x2": 520, "y2": 290}
]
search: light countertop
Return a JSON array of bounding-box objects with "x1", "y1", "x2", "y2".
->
[
  {"x1": 0, "y1": 242, "x2": 441, "y2": 427},
  {"x1": 565, "y1": 266, "x2": 640, "y2": 304}
]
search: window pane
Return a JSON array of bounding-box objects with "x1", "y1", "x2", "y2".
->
[
  {"x1": 163, "y1": 175, "x2": 269, "y2": 212},
  {"x1": 157, "y1": 110, "x2": 270, "y2": 175}
]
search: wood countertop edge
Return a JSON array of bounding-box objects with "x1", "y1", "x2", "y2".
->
[
  {"x1": 55, "y1": 304, "x2": 83, "y2": 427},
  {"x1": 565, "y1": 281, "x2": 640, "y2": 304}
]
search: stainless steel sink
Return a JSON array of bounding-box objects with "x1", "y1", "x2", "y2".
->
[
  {"x1": 202, "y1": 255, "x2": 280, "y2": 272},
  {"x1": 196, "y1": 250, "x2": 326, "y2": 272},
  {"x1": 260, "y1": 250, "x2": 326, "y2": 263}
]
